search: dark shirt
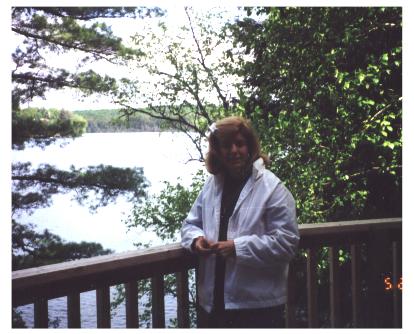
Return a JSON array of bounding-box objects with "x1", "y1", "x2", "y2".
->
[{"x1": 213, "y1": 170, "x2": 252, "y2": 313}]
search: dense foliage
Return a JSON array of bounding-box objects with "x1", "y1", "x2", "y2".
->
[
  {"x1": 126, "y1": 170, "x2": 207, "y2": 244},
  {"x1": 228, "y1": 7, "x2": 402, "y2": 224}
]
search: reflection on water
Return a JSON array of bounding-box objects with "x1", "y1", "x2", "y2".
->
[{"x1": 17, "y1": 288, "x2": 178, "y2": 328}]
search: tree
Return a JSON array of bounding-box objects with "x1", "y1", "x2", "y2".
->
[
  {"x1": 113, "y1": 7, "x2": 245, "y2": 160},
  {"x1": 12, "y1": 220, "x2": 114, "y2": 270},
  {"x1": 12, "y1": 7, "x2": 160, "y2": 213},
  {"x1": 126, "y1": 170, "x2": 206, "y2": 244},
  {"x1": 228, "y1": 7, "x2": 402, "y2": 224},
  {"x1": 11, "y1": 7, "x2": 159, "y2": 215},
  {"x1": 224, "y1": 8, "x2": 402, "y2": 326},
  {"x1": 10, "y1": 6, "x2": 160, "y2": 329},
  {"x1": 12, "y1": 107, "x2": 87, "y2": 149},
  {"x1": 11, "y1": 6, "x2": 163, "y2": 218},
  {"x1": 11, "y1": 14, "x2": 152, "y2": 326},
  {"x1": 12, "y1": 7, "x2": 163, "y2": 109},
  {"x1": 12, "y1": 161, "x2": 148, "y2": 214}
]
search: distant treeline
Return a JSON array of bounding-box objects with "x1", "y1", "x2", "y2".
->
[{"x1": 74, "y1": 109, "x2": 167, "y2": 132}]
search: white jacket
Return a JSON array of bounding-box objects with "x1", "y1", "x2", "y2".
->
[{"x1": 181, "y1": 158, "x2": 299, "y2": 312}]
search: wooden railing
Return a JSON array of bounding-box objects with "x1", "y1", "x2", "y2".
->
[
  {"x1": 287, "y1": 217, "x2": 402, "y2": 328},
  {"x1": 12, "y1": 218, "x2": 402, "y2": 328}
]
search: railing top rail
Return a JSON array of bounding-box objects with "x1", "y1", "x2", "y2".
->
[
  {"x1": 299, "y1": 217, "x2": 401, "y2": 237},
  {"x1": 13, "y1": 218, "x2": 401, "y2": 282},
  {"x1": 13, "y1": 242, "x2": 188, "y2": 287},
  {"x1": 13, "y1": 242, "x2": 183, "y2": 279}
]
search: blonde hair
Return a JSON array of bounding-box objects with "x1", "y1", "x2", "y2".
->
[{"x1": 205, "y1": 116, "x2": 269, "y2": 175}]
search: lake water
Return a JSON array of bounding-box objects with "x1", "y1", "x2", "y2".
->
[{"x1": 12, "y1": 132, "x2": 205, "y2": 328}]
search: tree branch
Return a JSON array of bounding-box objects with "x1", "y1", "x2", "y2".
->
[
  {"x1": 362, "y1": 97, "x2": 402, "y2": 131},
  {"x1": 13, "y1": 72, "x2": 73, "y2": 87},
  {"x1": 184, "y1": 7, "x2": 229, "y2": 111},
  {"x1": 12, "y1": 26, "x2": 116, "y2": 63}
]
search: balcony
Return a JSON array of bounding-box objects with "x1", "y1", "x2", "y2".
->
[{"x1": 12, "y1": 217, "x2": 402, "y2": 328}]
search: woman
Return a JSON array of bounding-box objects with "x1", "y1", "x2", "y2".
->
[{"x1": 181, "y1": 116, "x2": 299, "y2": 328}]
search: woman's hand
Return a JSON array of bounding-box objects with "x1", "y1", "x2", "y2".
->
[
  {"x1": 192, "y1": 236, "x2": 214, "y2": 256},
  {"x1": 211, "y1": 240, "x2": 235, "y2": 258},
  {"x1": 192, "y1": 237, "x2": 236, "y2": 258}
]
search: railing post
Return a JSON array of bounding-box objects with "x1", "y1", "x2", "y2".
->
[
  {"x1": 306, "y1": 247, "x2": 318, "y2": 328},
  {"x1": 125, "y1": 281, "x2": 139, "y2": 328},
  {"x1": 176, "y1": 271, "x2": 190, "y2": 328},
  {"x1": 392, "y1": 240, "x2": 402, "y2": 327},
  {"x1": 194, "y1": 265, "x2": 206, "y2": 328},
  {"x1": 366, "y1": 229, "x2": 389, "y2": 327},
  {"x1": 151, "y1": 274, "x2": 165, "y2": 328},
  {"x1": 351, "y1": 243, "x2": 362, "y2": 327},
  {"x1": 67, "y1": 292, "x2": 81, "y2": 328},
  {"x1": 96, "y1": 285, "x2": 111, "y2": 328},
  {"x1": 34, "y1": 297, "x2": 48, "y2": 328},
  {"x1": 329, "y1": 246, "x2": 341, "y2": 327},
  {"x1": 286, "y1": 260, "x2": 298, "y2": 328}
]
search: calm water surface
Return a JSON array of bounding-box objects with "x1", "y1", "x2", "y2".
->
[{"x1": 13, "y1": 132, "x2": 204, "y2": 328}]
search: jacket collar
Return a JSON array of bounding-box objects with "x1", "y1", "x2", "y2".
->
[
  {"x1": 252, "y1": 157, "x2": 265, "y2": 180},
  {"x1": 209, "y1": 158, "x2": 266, "y2": 230}
]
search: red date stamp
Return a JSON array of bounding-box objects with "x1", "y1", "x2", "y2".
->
[{"x1": 384, "y1": 276, "x2": 402, "y2": 291}]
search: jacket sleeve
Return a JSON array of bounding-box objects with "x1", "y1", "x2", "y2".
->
[
  {"x1": 180, "y1": 178, "x2": 210, "y2": 252},
  {"x1": 233, "y1": 182, "x2": 300, "y2": 267}
]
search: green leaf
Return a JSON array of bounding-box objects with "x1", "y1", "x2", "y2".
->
[
  {"x1": 383, "y1": 141, "x2": 395, "y2": 149},
  {"x1": 362, "y1": 99, "x2": 375, "y2": 106}
]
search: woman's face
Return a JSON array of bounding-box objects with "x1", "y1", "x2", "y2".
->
[{"x1": 219, "y1": 132, "x2": 250, "y2": 176}]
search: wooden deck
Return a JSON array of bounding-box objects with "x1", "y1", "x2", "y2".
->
[{"x1": 12, "y1": 217, "x2": 402, "y2": 328}]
